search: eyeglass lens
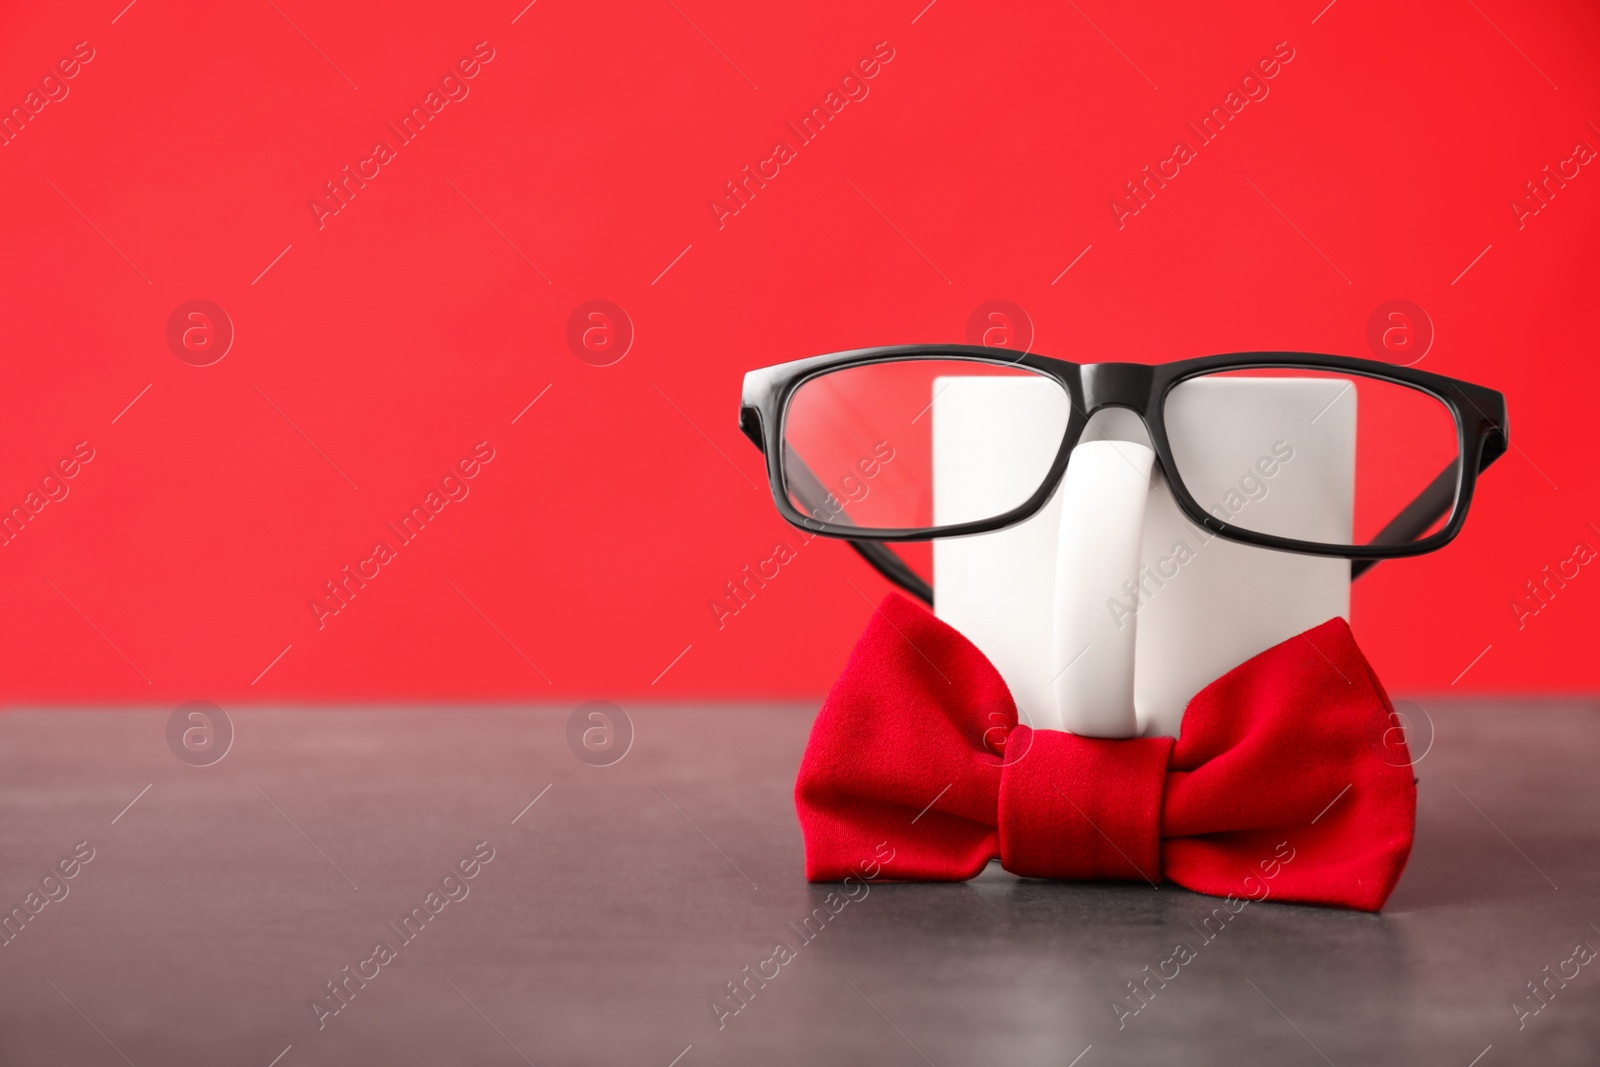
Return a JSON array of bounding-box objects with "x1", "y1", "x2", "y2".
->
[{"x1": 780, "y1": 357, "x2": 1462, "y2": 550}]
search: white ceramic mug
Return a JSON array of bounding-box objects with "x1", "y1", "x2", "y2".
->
[{"x1": 931, "y1": 375, "x2": 1354, "y2": 738}]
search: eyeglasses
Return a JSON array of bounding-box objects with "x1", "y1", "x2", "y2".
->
[{"x1": 739, "y1": 346, "x2": 1508, "y2": 603}]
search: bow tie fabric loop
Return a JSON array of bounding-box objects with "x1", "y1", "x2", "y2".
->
[
  {"x1": 794, "y1": 594, "x2": 1416, "y2": 911},
  {"x1": 999, "y1": 727, "x2": 1171, "y2": 883}
]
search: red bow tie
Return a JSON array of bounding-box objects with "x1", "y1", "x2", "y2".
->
[{"x1": 795, "y1": 594, "x2": 1416, "y2": 911}]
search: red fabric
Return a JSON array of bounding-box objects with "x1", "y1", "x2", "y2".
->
[
  {"x1": 795, "y1": 595, "x2": 1416, "y2": 911},
  {"x1": 999, "y1": 727, "x2": 1171, "y2": 882}
]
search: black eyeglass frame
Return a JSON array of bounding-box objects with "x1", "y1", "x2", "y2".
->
[{"x1": 740, "y1": 345, "x2": 1508, "y2": 587}]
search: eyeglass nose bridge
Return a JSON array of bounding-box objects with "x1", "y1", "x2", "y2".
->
[{"x1": 1076, "y1": 361, "x2": 1156, "y2": 415}]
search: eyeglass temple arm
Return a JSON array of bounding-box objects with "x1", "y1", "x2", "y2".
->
[
  {"x1": 1352, "y1": 425, "x2": 1506, "y2": 576},
  {"x1": 780, "y1": 446, "x2": 937, "y2": 605},
  {"x1": 847, "y1": 539, "x2": 934, "y2": 604},
  {"x1": 1349, "y1": 462, "x2": 1458, "y2": 578}
]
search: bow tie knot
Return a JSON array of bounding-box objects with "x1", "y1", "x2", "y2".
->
[
  {"x1": 999, "y1": 727, "x2": 1170, "y2": 883},
  {"x1": 795, "y1": 594, "x2": 1417, "y2": 911}
]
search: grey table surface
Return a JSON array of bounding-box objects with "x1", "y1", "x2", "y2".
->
[{"x1": 0, "y1": 701, "x2": 1596, "y2": 1067}]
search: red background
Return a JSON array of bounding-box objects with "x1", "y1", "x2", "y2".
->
[{"x1": 1, "y1": 0, "x2": 1596, "y2": 703}]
